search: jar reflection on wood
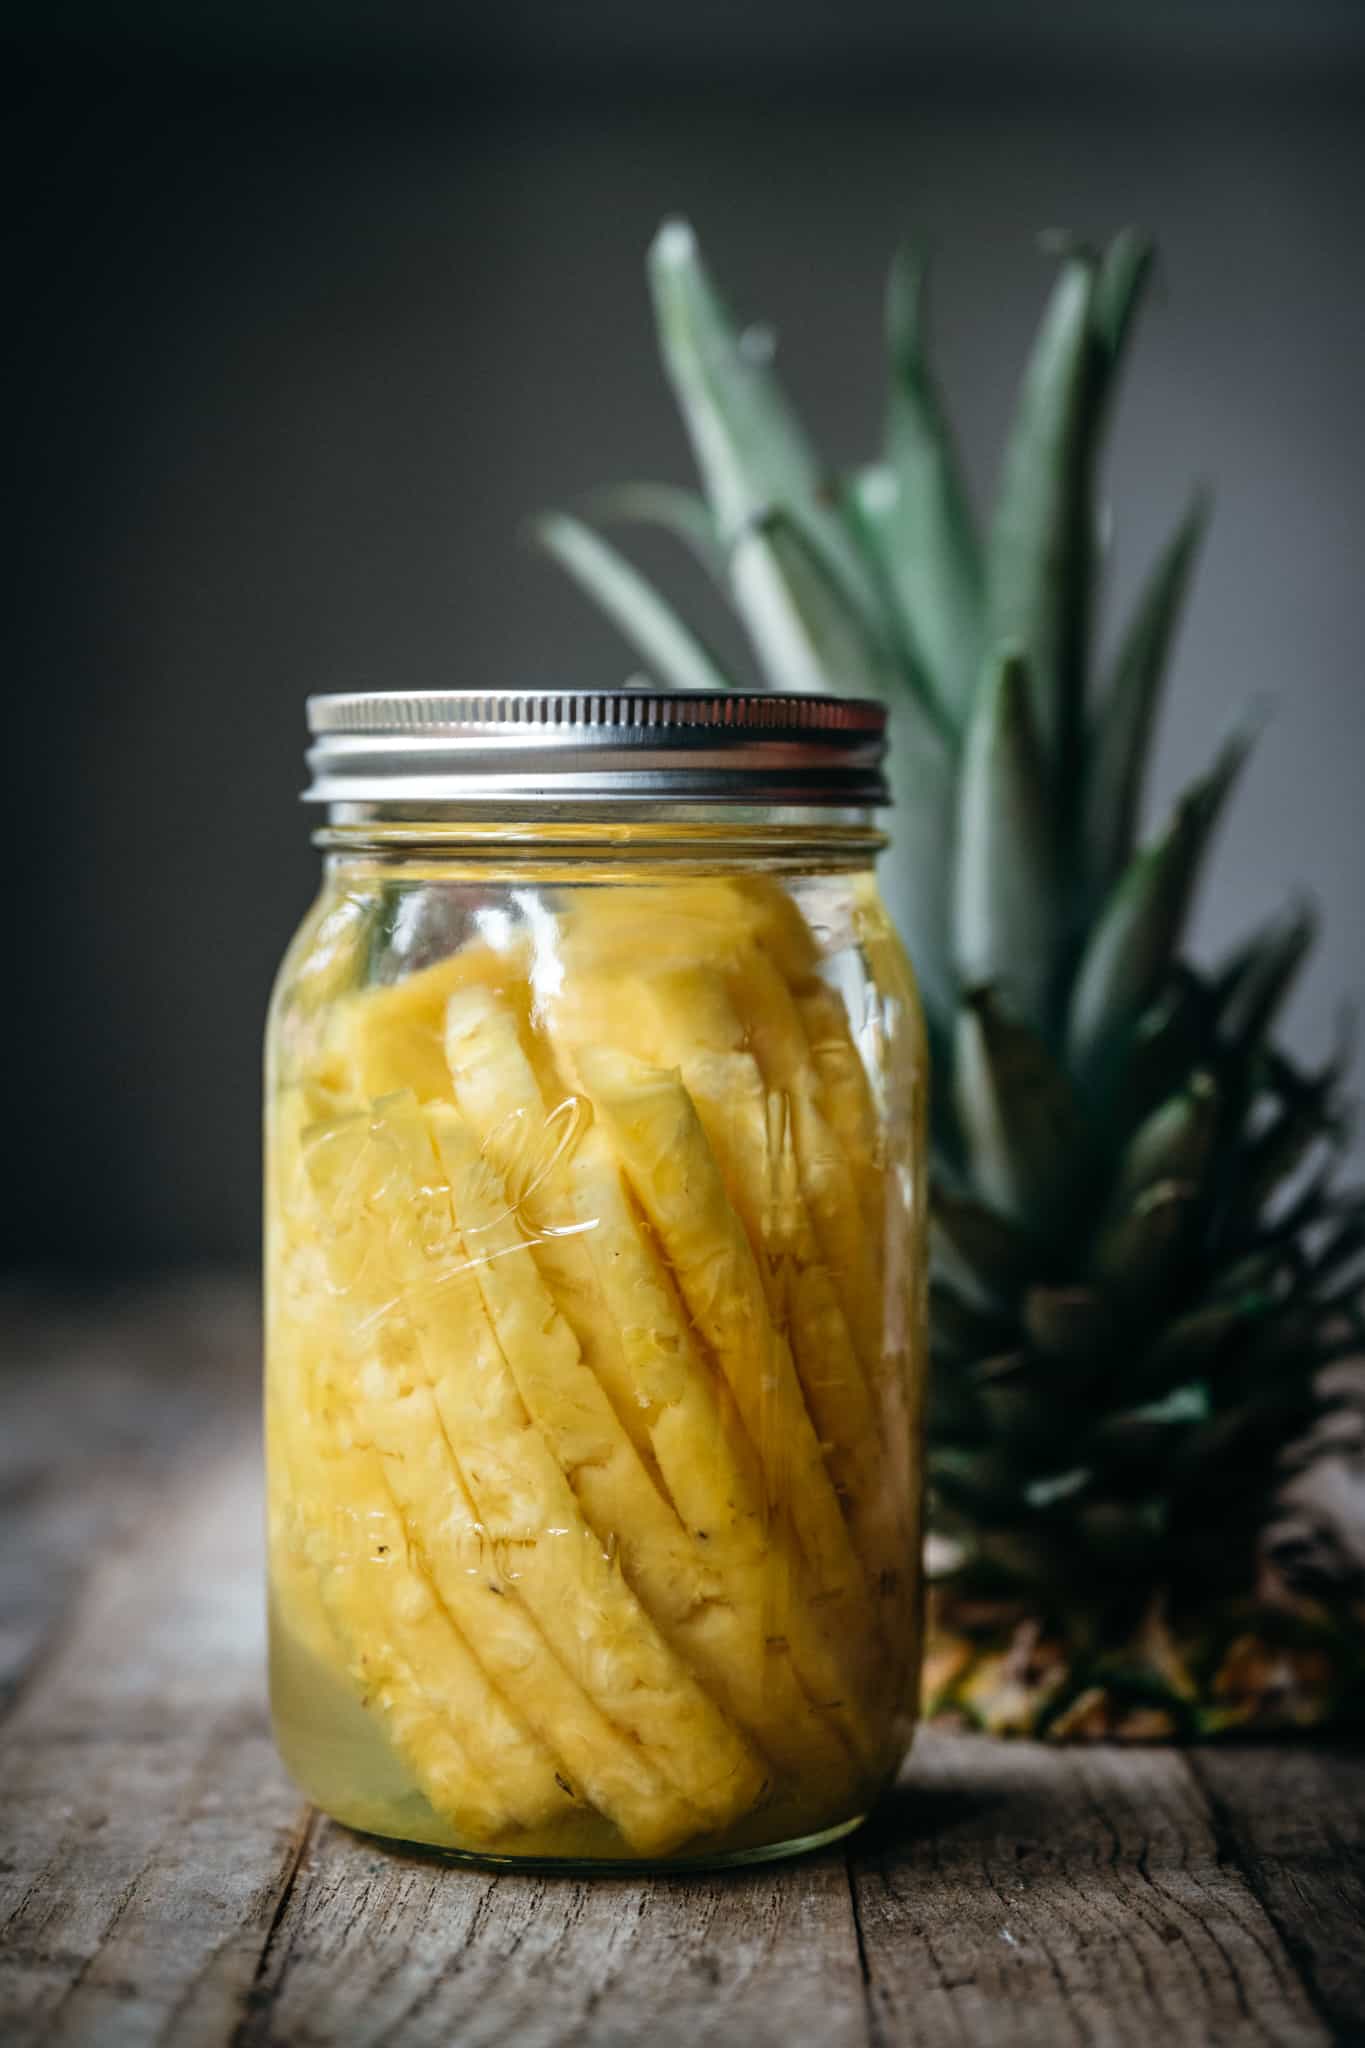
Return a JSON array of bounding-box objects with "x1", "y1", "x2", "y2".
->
[{"x1": 265, "y1": 691, "x2": 929, "y2": 1867}]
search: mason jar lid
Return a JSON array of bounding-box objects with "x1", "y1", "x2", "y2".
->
[{"x1": 304, "y1": 690, "x2": 889, "y2": 809}]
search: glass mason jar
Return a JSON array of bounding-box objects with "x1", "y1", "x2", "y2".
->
[{"x1": 266, "y1": 689, "x2": 929, "y2": 1868}]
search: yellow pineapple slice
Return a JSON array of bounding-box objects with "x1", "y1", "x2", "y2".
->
[
  {"x1": 444, "y1": 985, "x2": 738, "y2": 1493},
  {"x1": 302, "y1": 1097, "x2": 765, "y2": 1835},
  {"x1": 554, "y1": 874, "x2": 817, "y2": 986},
  {"x1": 443, "y1": 983, "x2": 860, "y2": 1786},
  {"x1": 271, "y1": 1094, "x2": 578, "y2": 1843},
  {"x1": 721, "y1": 954, "x2": 917, "y2": 1661},
  {"x1": 417, "y1": 1103, "x2": 766, "y2": 1831},
  {"x1": 554, "y1": 965, "x2": 895, "y2": 1599},
  {"x1": 302, "y1": 1105, "x2": 713, "y2": 1854},
  {"x1": 315, "y1": 1350, "x2": 595, "y2": 1835},
  {"x1": 554, "y1": 897, "x2": 884, "y2": 1369},
  {"x1": 722, "y1": 947, "x2": 884, "y2": 1375},
  {"x1": 442, "y1": 983, "x2": 661, "y2": 1482},
  {"x1": 845, "y1": 897, "x2": 933, "y2": 1590},
  {"x1": 266, "y1": 1093, "x2": 350, "y2": 1679},
  {"x1": 792, "y1": 979, "x2": 886, "y2": 1249},
  {"x1": 573, "y1": 1046, "x2": 881, "y2": 1689},
  {"x1": 765, "y1": 1089, "x2": 903, "y2": 1592},
  {"x1": 265, "y1": 1412, "x2": 346, "y2": 1679},
  {"x1": 756, "y1": 897, "x2": 926, "y2": 1461},
  {"x1": 265, "y1": 1380, "x2": 341, "y2": 1679},
  {"x1": 268, "y1": 1264, "x2": 552, "y2": 1846},
  {"x1": 316, "y1": 940, "x2": 519, "y2": 1105}
]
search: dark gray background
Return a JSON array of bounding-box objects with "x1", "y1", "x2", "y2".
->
[{"x1": 10, "y1": 1, "x2": 1364, "y2": 1277}]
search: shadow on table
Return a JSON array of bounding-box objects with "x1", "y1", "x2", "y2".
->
[
  {"x1": 851, "y1": 1779, "x2": 1008, "y2": 1866},
  {"x1": 330, "y1": 1789, "x2": 1007, "y2": 1887}
]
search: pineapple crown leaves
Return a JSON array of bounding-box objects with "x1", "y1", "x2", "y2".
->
[
  {"x1": 535, "y1": 217, "x2": 1362, "y2": 1606},
  {"x1": 534, "y1": 215, "x2": 1231, "y2": 1054}
]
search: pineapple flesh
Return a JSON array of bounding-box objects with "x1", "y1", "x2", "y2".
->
[
  {"x1": 266, "y1": 870, "x2": 927, "y2": 1860},
  {"x1": 537, "y1": 222, "x2": 1365, "y2": 1738}
]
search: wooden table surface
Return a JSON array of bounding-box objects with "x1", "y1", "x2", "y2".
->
[{"x1": 3, "y1": 1284, "x2": 1364, "y2": 2048}]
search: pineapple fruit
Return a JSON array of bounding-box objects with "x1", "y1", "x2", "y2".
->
[
  {"x1": 537, "y1": 221, "x2": 1365, "y2": 1737},
  {"x1": 266, "y1": 872, "x2": 926, "y2": 1858}
]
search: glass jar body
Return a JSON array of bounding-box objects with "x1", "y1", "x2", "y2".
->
[{"x1": 265, "y1": 822, "x2": 928, "y2": 1867}]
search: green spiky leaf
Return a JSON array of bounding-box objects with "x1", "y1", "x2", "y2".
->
[
  {"x1": 1138, "y1": 1294, "x2": 1276, "y2": 1392},
  {"x1": 1094, "y1": 1381, "x2": 1212, "y2": 1456},
  {"x1": 1228, "y1": 1094, "x2": 1345, "y2": 1236},
  {"x1": 1068, "y1": 729, "x2": 1254, "y2": 1095},
  {"x1": 1216, "y1": 900, "x2": 1318, "y2": 1054},
  {"x1": 930, "y1": 1280, "x2": 1014, "y2": 1362},
  {"x1": 1312, "y1": 1203, "x2": 1365, "y2": 1293},
  {"x1": 1026, "y1": 1465, "x2": 1092, "y2": 1510},
  {"x1": 881, "y1": 246, "x2": 984, "y2": 725},
  {"x1": 1092, "y1": 227, "x2": 1156, "y2": 378},
  {"x1": 648, "y1": 219, "x2": 882, "y2": 617},
  {"x1": 953, "y1": 651, "x2": 1060, "y2": 1031},
  {"x1": 1085, "y1": 491, "x2": 1210, "y2": 898},
  {"x1": 728, "y1": 506, "x2": 899, "y2": 699},
  {"x1": 1093, "y1": 1178, "x2": 1197, "y2": 1309},
  {"x1": 932, "y1": 1188, "x2": 1037, "y2": 1311},
  {"x1": 986, "y1": 252, "x2": 1100, "y2": 786},
  {"x1": 530, "y1": 512, "x2": 736, "y2": 694},
  {"x1": 928, "y1": 1359, "x2": 988, "y2": 1443},
  {"x1": 1120, "y1": 969, "x2": 1219, "y2": 1131},
  {"x1": 955, "y1": 988, "x2": 1088, "y2": 1226},
  {"x1": 1023, "y1": 1286, "x2": 1110, "y2": 1361},
  {"x1": 843, "y1": 463, "x2": 927, "y2": 677},
  {"x1": 728, "y1": 507, "x2": 958, "y2": 1019},
  {"x1": 929, "y1": 1443, "x2": 1019, "y2": 1515},
  {"x1": 1114, "y1": 1070, "x2": 1220, "y2": 1208},
  {"x1": 586, "y1": 481, "x2": 725, "y2": 582},
  {"x1": 974, "y1": 1358, "x2": 1072, "y2": 1455},
  {"x1": 756, "y1": 564, "x2": 961, "y2": 1015}
]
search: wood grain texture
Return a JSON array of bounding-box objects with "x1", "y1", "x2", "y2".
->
[
  {"x1": 0, "y1": 1285, "x2": 309, "y2": 2047},
  {"x1": 237, "y1": 1822, "x2": 867, "y2": 2048},
  {"x1": 1192, "y1": 1745, "x2": 1365, "y2": 2044},
  {"x1": 1, "y1": 1283, "x2": 1363, "y2": 2048},
  {"x1": 0, "y1": 1284, "x2": 258, "y2": 1714},
  {"x1": 850, "y1": 1736, "x2": 1329, "y2": 2048}
]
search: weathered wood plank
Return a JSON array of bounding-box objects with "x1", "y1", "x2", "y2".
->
[
  {"x1": 2, "y1": 1287, "x2": 1360, "y2": 2048},
  {"x1": 0, "y1": 1292, "x2": 309, "y2": 2048},
  {"x1": 0, "y1": 1283, "x2": 259, "y2": 1717},
  {"x1": 850, "y1": 1732, "x2": 1329, "y2": 2047},
  {"x1": 236, "y1": 1822, "x2": 869, "y2": 2048},
  {"x1": 1191, "y1": 1745, "x2": 1365, "y2": 2043}
]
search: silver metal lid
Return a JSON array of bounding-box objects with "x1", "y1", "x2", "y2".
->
[{"x1": 304, "y1": 690, "x2": 889, "y2": 808}]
